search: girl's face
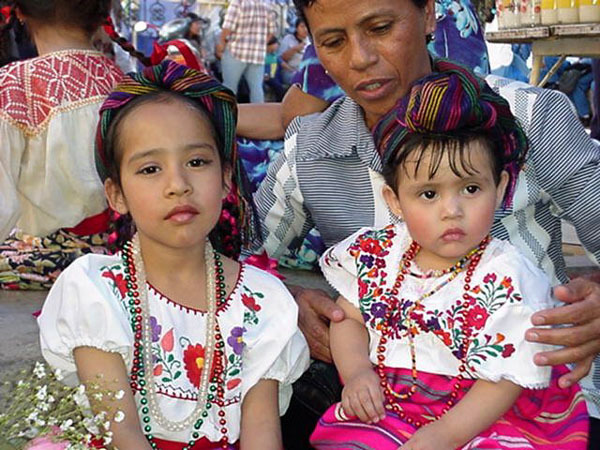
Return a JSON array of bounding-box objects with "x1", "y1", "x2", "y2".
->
[
  {"x1": 383, "y1": 141, "x2": 508, "y2": 271},
  {"x1": 305, "y1": 0, "x2": 436, "y2": 128},
  {"x1": 105, "y1": 99, "x2": 230, "y2": 253}
]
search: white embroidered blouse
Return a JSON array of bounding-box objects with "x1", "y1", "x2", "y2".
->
[
  {"x1": 320, "y1": 223, "x2": 554, "y2": 389},
  {"x1": 38, "y1": 253, "x2": 309, "y2": 444}
]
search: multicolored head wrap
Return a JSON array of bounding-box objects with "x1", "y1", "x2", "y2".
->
[
  {"x1": 95, "y1": 59, "x2": 256, "y2": 256},
  {"x1": 373, "y1": 59, "x2": 528, "y2": 208}
]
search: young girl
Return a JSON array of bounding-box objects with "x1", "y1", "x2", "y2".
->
[
  {"x1": 38, "y1": 60, "x2": 309, "y2": 449},
  {"x1": 310, "y1": 66, "x2": 589, "y2": 449}
]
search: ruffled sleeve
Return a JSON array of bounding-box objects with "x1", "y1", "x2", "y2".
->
[
  {"x1": 465, "y1": 244, "x2": 554, "y2": 388},
  {"x1": 240, "y1": 266, "x2": 310, "y2": 415},
  {"x1": 38, "y1": 254, "x2": 133, "y2": 385}
]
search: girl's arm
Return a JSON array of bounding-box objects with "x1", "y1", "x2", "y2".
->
[
  {"x1": 404, "y1": 378, "x2": 522, "y2": 450},
  {"x1": 74, "y1": 347, "x2": 151, "y2": 450},
  {"x1": 240, "y1": 379, "x2": 282, "y2": 449},
  {"x1": 331, "y1": 296, "x2": 386, "y2": 423}
]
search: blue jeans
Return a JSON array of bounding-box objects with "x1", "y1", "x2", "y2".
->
[{"x1": 221, "y1": 50, "x2": 264, "y2": 103}]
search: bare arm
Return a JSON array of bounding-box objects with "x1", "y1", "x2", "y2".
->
[
  {"x1": 240, "y1": 379, "x2": 282, "y2": 449},
  {"x1": 215, "y1": 28, "x2": 232, "y2": 59},
  {"x1": 281, "y1": 85, "x2": 330, "y2": 130},
  {"x1": 330, "y1": 296, "x2": 385, "y2": 423},
  {"x1": 237, "y1": 103, "x2": 284, "y2": 139},
  {"x1": 280, "y1": 42, "x2": 304, "y2": 62},
  {"x1": 404, "y1": 379, "x2": 522, "y2": 449},
  {"x1": 74, "y1": 347, "x2": 151, "y2": 450}
]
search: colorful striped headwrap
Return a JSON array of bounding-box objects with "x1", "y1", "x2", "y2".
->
[
  {"x1": 373, "y1": 59, "x2": 528, "y2": 208},
  {"x1": 95, "y1": 59, "x2": 256, "y2": 256}
]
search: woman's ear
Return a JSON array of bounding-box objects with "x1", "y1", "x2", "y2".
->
[
  {"x1": 383, "y1": 185, "x2": 403, "y2": 220},
  {"x1": 495, "y1": 170, "x2": 510, "y2": 209},
  {"x1": 423, "y1": 0, "x2": 437, "y2": 36},
  {"x1": 104, "y1": 178, "x2": 129, "y2": 215}
]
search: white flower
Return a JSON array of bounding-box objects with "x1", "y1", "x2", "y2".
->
[
  {"x1": 83, "y1": 417, "x2": 100, "y2": 435},
  {"x1": 103, "y1": 434, "x2": 113, "y2": 446},
  {"x1": 60, "y1": 419, "x2": 74, "y2": 431},
  {"x1": 37, "y1": 401, "x2": 51, "y2": 412},
  {"x1": 54, "y1": 368, "x2": 64, "y2": 381},
  {"x1": 93, "y1": 392, "x2": 103, "y2": 401},
  {"x1": 33, "y1": 362, "x2": 46, "y2": 379},
  {"x1": 114, "y1": 410, "x2": 125, "y2": 423},
  {"x1": 73, "y1": 384, "x2": 88, "y2": 407},
  {"x1": 47, "y1": 394, "x2": 55, "y2": 404},
  {"x1": 27, "y1": 411, "x2": 39, "y2": 423},
  {"x1": 104, "y1": 421, "x2": 111, "y2": 430},
  {"x1": 17, "y1": 380, "x2": 25, "y2": 387},
  {"x1": 115, "y1": 389, "x2": 125, "y2": 400},
  {"x1": 34, "y1": 418, "x2": 46, "y2": 427},
  {"x1": 35, "y1": 385, "x2": 48, "y2": 401}
]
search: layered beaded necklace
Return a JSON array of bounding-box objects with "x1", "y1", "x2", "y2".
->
[
  {"x1": 376, "y1": 236, "x2": 490, "y2": 428},
  {"x1": 122, "y1": 234, "x2": 230, "y2": 449}
]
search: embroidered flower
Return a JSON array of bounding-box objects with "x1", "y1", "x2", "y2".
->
[
  {"x1": 183, "y1": 344, "x2": 206, "y2": 387},
  {"x1": 358, "y1": 280, "x2": 368, "y2": 298},
  {"x1": 375, "y1": 258, "x2": 386, "y2": 269},
  {"x1": 433, "y1": 329, "x2": 452, "y2": 347},
  {"x1": 150, "y1": 316, "x2": 162, "y2": 343},
  {"x1": 500, "y1": 276, "x2": 513, "y2": 289},
  {"x1": 483, "y1": 273, "x2": 497, "y2": 284},
  {"x1": 359, "y1": 238, "x2": 383, "y2": 255},
  {"x1": 466, "y1": 305, "x2": 489, "y2": 330},
  {"x1": 153, "y1": 365, "x2": 163, "y2": 376},
  {"x1": 101, "y1": 270, "x2": 127, "y2": 298},
  {"x1": 241, "y1": 294, "x2": 261, "y2": 312},
  {"x1": 359, "y1": 254, "x2": 374, "y2": 268},
  {"x1": 370, "y1": 302, "x2": 387, "y2": 318},
  {"x1": 425, "y1": 316, "x2": 441, "y2": 331},
  {"x1": 227, "y1": 327, "x2": 246, "y2": 355},
  {"x1": 160, "y1": 329, "x2": 174, "y2": 352},
  {"x1": 502, "y1": 344, "x2": 515, "y2": 358}
]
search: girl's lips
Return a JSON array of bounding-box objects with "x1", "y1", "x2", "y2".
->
[
  {"x1": 441, "y1": 228, "x2": 466, "y2": 242},
  {"x1": 164, "y1": 205, "x2": 199, "y2": 223}
]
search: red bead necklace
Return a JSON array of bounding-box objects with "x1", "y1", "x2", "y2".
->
[{"x1": 375, "y1": 236, "x2": 490, "y2": 428}]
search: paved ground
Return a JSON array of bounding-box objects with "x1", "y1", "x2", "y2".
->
[{"x1": 0, "y1": 224, "x2": 595, "y2": 408}]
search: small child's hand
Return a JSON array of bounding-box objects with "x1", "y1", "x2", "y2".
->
[
  {"x1": 401, "y1": 421, "x2": 456, "y2": 450},
  {"x1": 341, "y1": 368, "x2": 386, "y2": 423}
]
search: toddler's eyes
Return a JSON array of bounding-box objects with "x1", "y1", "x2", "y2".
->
[
  {"x1": 464, "y1": 185, "x2": 480, "y2": 194},
  {"x1": 420, "y1": 190, "x2": 436, "y2": 200}
]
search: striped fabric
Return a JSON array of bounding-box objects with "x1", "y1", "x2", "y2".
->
[
  {"x1": 222, "y1": 0, "x2": 275, "y2": 65},
  {"x1": 252, "y1": 75, "x2": 600, "y2": 415},
  {"x1": 310, "y1": 366, "x2": 589, "y2": 449}
]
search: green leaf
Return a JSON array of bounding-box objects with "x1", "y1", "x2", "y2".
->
[
  {"x1": 229, "y1": 369, "x2": 240, "y2": 376},
  {"x1": 168, "y1": 354, "x2": 174, "y2": 363},
  {"x1": 484, "y1": 350, "x2": 498, "y2": 357},
  {"x1": 174, "y1": 371, "x2": 181, "y2": 379},
  {"x1": 229, "y1": 354, "x2": 235, "y2": 364},
  {"x1": 161, "y1": 377, "x2": 171, "y2": 383}
]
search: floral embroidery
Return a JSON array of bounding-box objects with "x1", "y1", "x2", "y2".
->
[
  {"x1": 182, "y1": 343, "x2": 208, "y2": 387},
  {"x1": 100, "y1": 264, "x2": 127, "y2": 299},
  {"x1": 227, "y1": 327, "x2": 246, "y2": 355},
  {"x1": 152, "y1": 327, "x2": 183, "y2": 384},
  {"x1": 241, "y1": 286, "x2": 263, "y2": 325}
]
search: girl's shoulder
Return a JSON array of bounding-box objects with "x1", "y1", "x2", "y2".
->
[{"x1": 237, "y1": 263, "x2": 295, "y2": 307}]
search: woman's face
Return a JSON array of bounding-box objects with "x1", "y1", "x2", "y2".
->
[{"x1": 305, "y1": 0, "x2": 436, "y2": 128}]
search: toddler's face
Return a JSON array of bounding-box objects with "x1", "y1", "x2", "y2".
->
[
  {"x1": 383, "y1": 140, "x2": 508, "y2": 271},
  {"x1": 105, "y1": 98, "x2": 230, "y2": 253}
]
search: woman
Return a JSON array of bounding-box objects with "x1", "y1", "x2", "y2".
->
[
  {"x1": 252, "y1": 0, "x2": 600, "y2": 447},
  {"x1": 0, "y1": 0, "x2": 123, "y2": 289},
  {"x1": 278, "y1": 18, "x2": 309, "y2": 86}
]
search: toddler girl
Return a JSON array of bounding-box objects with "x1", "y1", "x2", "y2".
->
[
  {"x1": 38, "y1": 60, "x2": 309, "y2": 449},
  {"x1": 310, "y1": 64, "x2": 588, "y2": 449}
]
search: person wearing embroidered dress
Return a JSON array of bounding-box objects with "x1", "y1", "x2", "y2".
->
[
  {"x1": 309, "y1": 65, "x2": 589, "y2": 449},
  {"x1": 252, "y1": 0, "x2": 600, "y2": 444},
  {"x1": 0, "y1": 0, "x2": 125, "y2": 290},
  {"x1": 38, "y1": 60, "x2": 309, "y2": 449}
]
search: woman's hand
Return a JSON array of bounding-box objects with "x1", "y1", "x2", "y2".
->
[
  {"x1": 340, "y1": 368, "x2": 386, "y2": 424},
  {"x1": 525, "y1": 277, "x2": 600, "y2": 387},
  {"x1": 401, "y1": 421, "x2": 456, "y2": 450},
  {"x1": 291, "y1": 286, "x2": 345, "y2": 363}
]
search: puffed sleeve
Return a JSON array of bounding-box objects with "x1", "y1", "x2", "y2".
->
[
  {"x1": 0, "y1": 118, "x2": 25, "y2": 242},
  {"x1": 241, "y1": 267, "x2": 310, "y2": 415},
  {"x1": 38, "y1": 254, "x2": 133, "y2": 385},
  {"x1": 466, "y1": 246, "x2": 554, "y2": 388},
  {"x1": 319, "y1": 227, "x2": 383, "y2": 306}
]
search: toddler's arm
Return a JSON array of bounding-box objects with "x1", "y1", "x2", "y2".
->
[
  {"x1": 331, "y1": 296, "x2": 386, "y2": 423},
  {"x1": 403, "y1": 378, "x2": 522, "y2": 450},
  {"x1": 240, "y1": 379, "x2": 282, "y2": 449},
  {"x1": 74, "y1": 347, "x2": 151, "y2": 450}
]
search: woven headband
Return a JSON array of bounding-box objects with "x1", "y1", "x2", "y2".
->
[{"x1": 373, "y1": 59, "x2": 528, "y2": 208}]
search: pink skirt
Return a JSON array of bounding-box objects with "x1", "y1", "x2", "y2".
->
[{"x1": 310, "y1": 365, "x2": 588, "y2": 449}]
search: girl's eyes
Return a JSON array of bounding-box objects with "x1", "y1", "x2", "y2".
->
[
  {"x1": 135, "y1": 158, "x2": 211, "y2": 174},
  {"x1": 187, "y1": 157, "x2": 210, "y2": 168},
  {"x1": 137, "y1": 165, "x2": 160, "y2": 175},
  {"x1": 420, "y1": 190, "x2": 437, "y2": 200}
]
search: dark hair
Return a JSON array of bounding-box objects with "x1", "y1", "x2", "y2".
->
[
  {"x1": 382, "y1": 132, "x2": 503, "y2": 192},
  {"x1": 14, "y1": 0, "x2": 111, "y2": 34},
  {"x1": 103, "y1": 91, "x2": 224, "y2": 187},
  {"x1": 293, "y1": 0, "x2": 429, "y2": 31}
]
